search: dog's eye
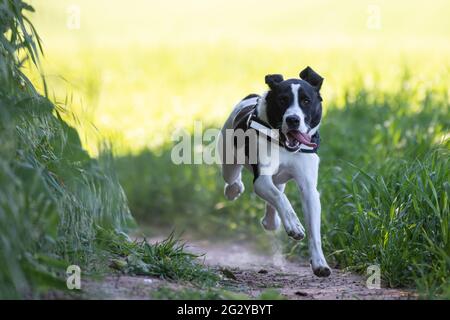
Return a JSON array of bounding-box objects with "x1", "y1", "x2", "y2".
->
[{"x1": 302, "y1": 98, "x2": 311, "y2": 105}]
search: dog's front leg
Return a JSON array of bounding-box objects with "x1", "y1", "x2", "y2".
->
[
  {"x1": 300, "y1": 185, "x2": 331, "y2": 277},
  {"x1": 254, "y1": 175, "x2": 305, "y2": 240},
  {"x1": 294, "y1": 160, "x2": 331, "y2": 277}
]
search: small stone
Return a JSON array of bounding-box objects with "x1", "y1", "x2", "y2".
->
[{"x1": 258, "y1": 269, "x2": 268, "y2": 274}]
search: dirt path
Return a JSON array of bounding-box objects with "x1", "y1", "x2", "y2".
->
[
  {"x1": 82, "y1": 237, "x2": 415, "y2": 300},
  {"x1": 186, "y1": 239, "x2": 414, "y2": 300}
]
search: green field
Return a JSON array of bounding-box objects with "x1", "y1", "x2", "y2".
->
[
  {"x1": 28, "y1": 0, "x2": 450, "y2": 153},
  {"x1": 1, "y1": 0, "x2": 449, "y2": 298}
]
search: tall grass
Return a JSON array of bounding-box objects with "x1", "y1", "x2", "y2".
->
[
  {"x1": 0, "y1": 0, "x2": 131, "y2": 297},
  {"x1": 0, "y1": 0, "x2": 216, "y2": 298},
  {"x1": 313, "y1": 79, "x2": 449, "y2": 297}
]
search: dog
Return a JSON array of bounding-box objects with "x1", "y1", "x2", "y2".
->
[{"x1": 218, "y1": 66, "x2": 331, "y2": 277}]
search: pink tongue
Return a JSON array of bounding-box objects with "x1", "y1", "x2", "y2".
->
[{"x1": 290, "y1": 131, "x2": 317, "y2": 148}]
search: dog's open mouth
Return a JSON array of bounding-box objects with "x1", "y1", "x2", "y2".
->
[{"x1": 284, "y1": 130, "x2": 318, "y2": 149}]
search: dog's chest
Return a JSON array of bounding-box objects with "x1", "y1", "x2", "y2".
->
[
  {"x1": 276, "y1": 148, "x2": 304, "y2": 175},
  {"x1": 263, "y1": 142, "x2": 318, "y2": 184}
]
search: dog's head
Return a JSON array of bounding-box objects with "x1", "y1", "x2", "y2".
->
[{"x1": 264, "y1": 66, "x2": 323, "y2": 151}]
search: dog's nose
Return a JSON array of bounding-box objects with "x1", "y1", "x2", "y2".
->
[{"x1": 286, "y1": 115, "x2": 300, "y2": 128}]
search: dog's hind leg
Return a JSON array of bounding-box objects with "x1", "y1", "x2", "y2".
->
[
  {"x1": 261, "y1": 184, "x2": 285, "y2": 231},
  {"x1": 222, "y1": 164, "x2": 245, "y2": 201}
]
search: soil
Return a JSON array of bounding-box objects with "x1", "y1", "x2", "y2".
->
[{"x1": 80, "y1": 237, "x2": 416, "y2": 300}]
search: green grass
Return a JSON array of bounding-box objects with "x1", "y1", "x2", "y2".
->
[
  {"x1": 96, "y1": 229, "x2": 218, "y2": 286},
  {"x1": 317, "y1": 150, "x2": 449, "y2": 294},
  {"x1": 314, "y1": 80, "x2": 449, "y2": 298},
  {"x1": 0, "y1": 0, "x2": 217, "y2": 298}
]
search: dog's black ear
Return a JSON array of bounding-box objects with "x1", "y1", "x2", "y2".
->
[
  {"x1": 300, "y1": 66, "x2": 323, "y2": 91},
  {"x1": 265, "y1": 74, "x2": 284, "y2": 90}
]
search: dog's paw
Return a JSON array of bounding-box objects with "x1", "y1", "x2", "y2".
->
[
  {"x1": 310, "y1": 258, "x2": 332, "y2": 278},
  {"x1": 284, "y1": 211, "x2": 305, "y2": 240},
  {"x1": 224, "y1": 181, "x2": 244, "y2": 201},
  {"x1": 286, "y1": 228, "x2": 305, "y2": 241},
  {"x1": 261, "y1": 213, "x2": 281, "y2": 231}
]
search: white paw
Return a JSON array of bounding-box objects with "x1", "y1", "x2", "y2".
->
[
  {"x1": 283, "y1": 211, "x2": 305, "y2": 240},
  {"x1": 310, "y1": 258, "x2": 331, "y2": 277},
  {"x1": 224, "y1": 181, "x2": 244, "y2": 201},
  {"x1": 261, "y1": 213, "x2": 281, "y2": 231}
]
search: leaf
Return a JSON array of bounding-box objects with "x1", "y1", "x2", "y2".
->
[{"x1": 110, "y1": 258, "x2": 128, "y2": 271}]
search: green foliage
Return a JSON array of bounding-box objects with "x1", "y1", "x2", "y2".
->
[
  {"x1": 0, "y1": 0, "x2": 136, "y2": 298},
  {"x1": 314, "y1": 79, "x2": 449, "y2": 298},
  {"x1": 1, "y1": 0, "x2": 230, "y2": 299},
  {"x1": 319, "y1": 151, "x2": 449, "y2": 296},
  {"x1": 95, "y1": 229, "x2": 219, "y2": 287}
]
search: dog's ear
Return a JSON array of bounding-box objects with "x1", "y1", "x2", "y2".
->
[
  {"x1": 265, "y1": 74, "x2": 284, "y2": 90},
  {"x1": 300, "y1": 66, "x2": 323, "y2": 91}
]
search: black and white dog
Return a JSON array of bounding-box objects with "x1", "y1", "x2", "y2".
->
[{"x1": 219, "y1": 66, "x2": 331, "y2": 277}]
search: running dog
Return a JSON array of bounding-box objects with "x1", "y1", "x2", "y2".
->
[{"x1": 219, "y1": 66, "x2": 331, "y2": 277}]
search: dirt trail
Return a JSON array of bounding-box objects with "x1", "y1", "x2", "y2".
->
[
  {"x1": 186, "y1": 239, "x2": 414, "y2": 300},
  {"x1": 82, "y1": 237, "x2": 415, "y2": 300}
]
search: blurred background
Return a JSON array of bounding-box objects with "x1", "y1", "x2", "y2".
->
[
  {"x1": 22, "y1": 0, "x2": 449, "y2": 295},
  {"x1": 28, "y1": 0, "x2": 449, "y2": 152}
]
